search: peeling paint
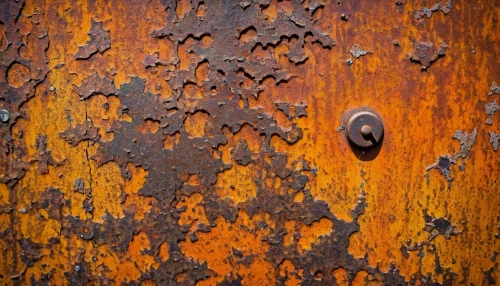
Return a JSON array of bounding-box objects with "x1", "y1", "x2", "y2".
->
[
  {"x1": 0, "y1": 0, "x2": 499, "y2": 285},
  {"x1": 74, "y1": 19, "x2": 111, "y2": 60},
  {"x1": 426, "y1": 129, "x2": 477, "y2": 189},
  {"x1": 489, "y1": 132, "x2": 500, "y2": 151},
  {"x1": 409, "y1": 41, "x2": 447, "y2": 69}
]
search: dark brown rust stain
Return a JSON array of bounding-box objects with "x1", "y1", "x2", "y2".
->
[
  {"x1": 59, "y1": 121, "x2": 100, "y2": 147},
  {"x1": 73, "y1": 71, "x2": 118, "y2": 100},
  {"x1": 0, "y1": 0, "x2": 50, "y2": 185},
  {"x1": 415, "y1": 0, "x2": 452, "y2": 21},
  {"x1": 409, "y1": 41, "x2": 447, "y2": 70},
  {"x1": 33, "y1": 135, "x2": 65, "y2": 175},
  {"x1": 484, "y1": 267, "x2": 496, "y2": 285},
  {"x1": 426, "y1": 129, "x2": 477, "y2": 189},
  {"x1": 231, "y1": 139, "x2": 254, "y2": 166},
  {"x1": 423, "y1": 212, "x2": 460, "y2": 241},
  {"x1": 74, "y1": 19, "x2": 111, "y2": 60}
]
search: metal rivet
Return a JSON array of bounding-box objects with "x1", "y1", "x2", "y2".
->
[
  {"x1": 19, "y1": 208, "x2": 27, "y2": 214},
  {"x1": 346, "y1": 110, "x2": 384, "y2": 149},
  {"x1": 0, "y1": 109, "x2": 10, "y2": 122},
  {"x1": 360, "y1": 125, "x2": 372, "y2": 136}
]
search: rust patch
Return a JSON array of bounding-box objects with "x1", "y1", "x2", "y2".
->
[
  {"x1": 409, "y1": 41, "x2": 447, "y2": 70},
  {"x1": 423, "y1": 212, "x2": 460, "y2": 241},
  {"x1": 415, "y1": 0, "x2": 453, "y2": 20},
  {"x1": 231, "y1": 139, "x2": 254, "y2": 166},
  {"x1": 426, "y1": 129, "x2": 477, "y2": 189},
  {"x1": 489, "y1": 81, "x2": 500, "y2": 96},
  {"x1": 350, "y1": 44, "x2": 371, "y2": 59},
  {"x1": 484, "y1": 267, "x2": 496, "y2": 285},
  {"x1": 401, "y1": 211, "x2": 461, "y2": 285},
  {"x1": 489, "y1": 132, "x2": 500, "y2": 151},
  {"x1": 486, "y1": 101, "x2": 500, "y2": 125},
  {"x1": 1, "y1": 0, "x2": 499, "y2": 284},
  {"x1": 32, "y1": 135, "x2": 65, "y2": 175},
  {"x1": 59, "y1": 121, "x2": 100, "y2": 146},
  {"x1": 73, "y1": 71, "x2": 118, "y2": 100},
  {"x1": 74, "y1": 19, "x2": 111, "y2": 60}
]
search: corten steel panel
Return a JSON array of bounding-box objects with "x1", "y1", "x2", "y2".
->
[{"x1": 0, "y1": 0, "x2": 499, "y2": 285}]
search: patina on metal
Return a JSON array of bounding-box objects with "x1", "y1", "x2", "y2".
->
[
  {"x1": 346, "y1": 110, "x2": 384, "y2": 149},
  {"x1": 0, "y1": 0, "x2": 499, "y2": 285}
]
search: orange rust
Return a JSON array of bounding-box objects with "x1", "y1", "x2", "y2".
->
[
  {"x1": 0, "y1": 0, "x2": 499, "y2": 285},
  {"x1": 283, "y1": 217, "x2": 333, "y2": 254},
  {"x1": 184, "y1": 111, "x2": 209, "y2": 138}
]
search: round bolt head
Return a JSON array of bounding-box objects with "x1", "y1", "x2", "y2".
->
[
  {"x1": 346, "y1": 110, "x2": 383, "y2": 148},
  {"x1": 360, "y1": 125, "x2": 373, "y2": 136},
  {"x1": 0, "y1": 109, "x2": 10, "y2": 123}
]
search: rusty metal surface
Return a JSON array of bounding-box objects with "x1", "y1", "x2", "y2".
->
[{"x1": 0, "y1": 0, "x2": 500, "y2": 285}]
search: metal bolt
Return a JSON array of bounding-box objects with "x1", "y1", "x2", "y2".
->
[
  {"x1": 49, "y1": 86, "x2": 55, "y2": 92},
  {"x1": 0, "y1": 109, "x2": 10, "y2": 122},
  {"x1": 19, "y1": 208, "x2": 27, "y2": 214},
  {"x1": 74, "y1": 265, "x2": 81, "y2": 272},
  {"x1": 360, "y1": 125, "x2": 372, "y2": 136},
  {"x1": 345, "y1": 110, "x2": 384, "y2": 149}
]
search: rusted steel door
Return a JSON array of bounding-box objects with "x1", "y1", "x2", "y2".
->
[{"x1": 1, "y1": 0, "x2": 500, "y2": 285}]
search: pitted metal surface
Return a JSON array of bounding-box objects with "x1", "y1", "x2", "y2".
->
[{"x1": 0, "y1": 0, "x2": 499, "y2": 285}]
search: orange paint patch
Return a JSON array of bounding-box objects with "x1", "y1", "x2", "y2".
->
[
  {"x1": 123, "y1": 163, "x2": 149, "y2": 194},
  {"x1": 180, "y1": 212, "x2": 274, "y2": 285},
  {"x1": 139, "y1": 119, "x2": 160, "y2": 134},
  {"x1": 7, "y1": 63, "x2": 30, "y2": 88},
  {"x1": 158, "y1": 241, "x2": 170, "y2": 262},
  {"x1": 89, "y1": 159, "x2": 125, "y2": 223},
  {"x1": 176, "y1": 193, "x2": 210, "y2": 232},
  {"x1": 0, "y1": 183, "x2": 9, "y2": 206},
  {"x1": 215, "y1": 163, "x2": 257, "y2": 204},
  {"x1": 184, "y1": 111, "x2": 209, "y2": 138},
  {"x1": 176, "y1": 0, "x2": 191, "y2": 18},
  {"x1": 279, "y1": 259, "x2": 302, "y2": 285},
  {"x1": 127, "y1": 231, "x2": 158, "y2": 271},
  {"x1": 352, "y1": 270, "x2": 368, "y2": 285},
  {"x1": 163, "y1": 131, "x2": 181, "y2": 150},
  {"x1": 196, "y1": 60, "x2": 209, "y2": 84},
  {"x1": 240, "y1": 26, "x2": 257, "y2": 43},
  {"x1": 121, "y1": 163, "x2": 153, "y2": 219},
  {"x1": 19, "y1": 211, "x2": 61, "y2": 244},
  {"x1": 284, "y1": 217, "x2": 333, "y2": 253},
  {"x1": 333, "y1": 267, "x2": 349, "y2": 286}
]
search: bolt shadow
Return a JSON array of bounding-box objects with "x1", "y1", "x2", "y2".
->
[{"x1": 347, "y1": 133, "x2": 384, "y2": 161}]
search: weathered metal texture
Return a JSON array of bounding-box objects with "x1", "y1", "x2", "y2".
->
[{"x1": 0, "y1": 0, "x2": 499, "y2": 285}]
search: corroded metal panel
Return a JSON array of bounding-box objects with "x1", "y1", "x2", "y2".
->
[{"x1": 0, "y1": 0, "x2": 499, "y2": 285}]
